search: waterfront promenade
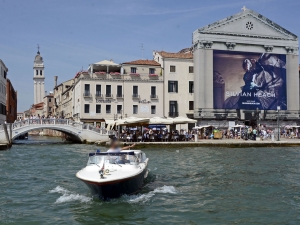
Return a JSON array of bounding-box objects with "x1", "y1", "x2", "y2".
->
[{"x1": 102, "y1": 138, "x2": 300, "y2": 148}]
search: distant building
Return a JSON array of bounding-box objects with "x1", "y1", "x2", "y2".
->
[
  {"x1": 6, "y1": 79, "x2": 17, "y2": 123},
  {"x1": 29, "y1": 102, "x2": 44, "y2": 117},
  {"x1": 0, "y1": 59, "x2": 7, "y2": 124},
  {"x1": 53, "y1": 77, "x2": 74, "y2": 118},
  {"x1": 43, "y1": 92, "x2": 54, "y2": 117},
  {"x1": 17, "y1": 112, "x2": 23, "y2": 120},
  {"x1": 33, "y1": 49, "x2": 45, "y2": 104}
]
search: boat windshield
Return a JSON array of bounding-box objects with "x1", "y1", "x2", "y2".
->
[{"x1": 87, "y1": 154, "x2": 138, "y2": 166}]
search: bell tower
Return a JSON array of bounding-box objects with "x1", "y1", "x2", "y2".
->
[{"x1": 33, "y1": 45, "x2": 45, "y2": 104}]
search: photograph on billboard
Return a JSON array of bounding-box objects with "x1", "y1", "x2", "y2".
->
[{"x1": 213, "y1": 50, "x2": 287, "y2": 110}]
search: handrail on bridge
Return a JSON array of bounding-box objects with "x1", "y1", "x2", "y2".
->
[{"x1": 0, "y1": 119, "x2": 113, "y2": 135}]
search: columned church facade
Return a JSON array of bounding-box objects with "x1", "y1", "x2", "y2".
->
[
  {"x1": 33, "y1": 50, "x2": 45, "y2": 104},
  {"x1": 193, "y1": 8, "x2": 299, "y2": 126}
]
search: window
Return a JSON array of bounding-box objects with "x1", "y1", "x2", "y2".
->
[
  {"x1": 189, "y1": 81, "x2": 194, "y2": 93},
  {"x1": 170, "y1": 65, "x2": 176, "y2": 72},
  {"x1": 117, "y1": 85, "x2": 122, "y2": 97},
  {"x1": 151, "y1": 86, "x2": 156, "y2": 98},
  {"x1": 96, "y1": 85, "x2": 101, "y2": 96},
  {"x1": 40, "y1": 70, "x2": 43, "y2": 75},
  {"x1": 48, "y1": 107, "x2": 52, "y2": 112},
  {"x1": 49, "y1": 98, "x2": 52, "y2": 102},
  {"x1": 117, "y1": 105, "x2": 122, "y2": 114},
  {"x1": 84, "y1": 84, "x2": 90, "y2": 96},
  {"x1": 106, "y1": 85, "x2": 111, "y2": 97},
  {"x1": 106, "y1": 105, "x2": 111, "y2": 114},
  {"x1": 133, "y1": 105, "x2": 138, "y2": 114},
  {"x1": 131, "y1": 67, "x2": 137, "y2": 73},
  {"x1": 168, "y1": 81, "x2": 178, "y2": 93},
  {"x1": 189, "y1": 66, "x2": 194, "y2": 73},
  {"x1": 149, "y1": 68, "x2": 155, "y2": 74},
  {"x1": 189, "y1": 101, "x2": 194, "y2": 110},
  {"x1": 133, "y1": 86, "x2": 138, "y2": 97},
  {"x1": 151, "y1": 105, "x2": 156, "y2": 114},
  {"x1": 3, "y1": 70, "x2": 6, "y2": 79},
  {"x1": 96, "y1": 104, "x2": 101, "y2": 113},
  {"x1": 84, "y1": 104, "x2": 90, "y2": 113},
  {"x1": 36, "y1": 70, "x2": 38, "y2": 75},
  {"x1": 169, "y1": 101, "x2": 178, "y2": 117}
]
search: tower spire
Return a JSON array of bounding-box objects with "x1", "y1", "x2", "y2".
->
[{"x1": 37, "y1": 44, "x2": 40, "y2": 54}]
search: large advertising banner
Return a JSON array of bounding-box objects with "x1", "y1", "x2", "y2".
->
[{"x1": 213, "y1": 50, "x2": 287, "y2": 110}]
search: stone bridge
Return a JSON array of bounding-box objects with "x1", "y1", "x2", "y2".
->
[{"x1": 0, "y1": 119, "x2": 111, "y2": 145}]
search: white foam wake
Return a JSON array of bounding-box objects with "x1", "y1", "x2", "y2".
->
[
  {"x1": 126, "y1": 185, "x2": 177, "y2": 204},
  {"x1": 49, "y1": 186, "x2": 92, "y2": 204}
]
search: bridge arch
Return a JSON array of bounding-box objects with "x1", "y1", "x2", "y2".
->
[{"x1": 0, "y1": 119, "x2": 110, "y2": 145}]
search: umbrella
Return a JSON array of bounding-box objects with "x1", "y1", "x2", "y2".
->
[
  {"x1": 115, "y1": 117, "x2": 149, "y2": 126},
  {"x1": 171, "y1": 117, "x2": 197, "y2": 124},
  {"x1": 149, "y1": 117, "x2": 174, "y2": 125}
]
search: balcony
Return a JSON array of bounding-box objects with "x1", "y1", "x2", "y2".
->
[
  {"x1": 105, "y1": 93, "x2": 113, "y2": 98},
  {"x1": 132, "y1": 94, "x2": 140, "y2": 99},
  {"x1": 150, "y1": 95, "x2": 158, "y2": 99},
  {"x1": 83, "y1": 91, "x2": 91, "y2": 97},
  {"x1": 95, "y1": 93, "x2": 103, "y2": 98},
  {"x1": 169, "y1": 112, "x2": 179, "y2": 117},
  {"x1": 116, "y1": 94, "x2": 123, "y2": 98}
]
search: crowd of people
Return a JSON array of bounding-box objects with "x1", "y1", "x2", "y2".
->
[{"x1": 114, "y1": 128, "x2": 198, "y2": 142}]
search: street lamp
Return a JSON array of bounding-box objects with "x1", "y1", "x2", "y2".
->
[
  {"x1": 277, "y1": 106, "x2": 280, "y2": 141},
  {"x1": 256, "y1": 108, "x2": 259, "y2": 133}
]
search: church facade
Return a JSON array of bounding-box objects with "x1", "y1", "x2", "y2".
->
[
  {"x1": 33, "y1": 49, "x2": 45, "y2": 104},
  {"x1": 193, "y1": 8, "x2": 299, "y2": 126}
]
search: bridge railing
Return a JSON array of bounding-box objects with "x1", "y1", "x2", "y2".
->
[{"x1": 0, "y1": 119, "x2": 113, "y2": 135}]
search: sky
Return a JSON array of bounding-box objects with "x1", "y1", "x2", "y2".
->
[{"x1": 0, "y1": 0, "x2": 299, "y2": 111}]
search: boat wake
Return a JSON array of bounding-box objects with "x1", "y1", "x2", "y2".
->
[
  {"x1": 49, "y1": 186, "x2": 92, "y2": 204},
  {"x1": 122, "y1": 185, "x2": 177, "y2": 204}
]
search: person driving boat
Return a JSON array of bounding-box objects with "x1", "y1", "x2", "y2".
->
[{"x1": 117, "y1": 155, "x2": 131, "y2": 164}]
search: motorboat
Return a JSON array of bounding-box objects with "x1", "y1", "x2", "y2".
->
[{"x1": 76, "y1": 150, "x2": 149, "y2": 199}]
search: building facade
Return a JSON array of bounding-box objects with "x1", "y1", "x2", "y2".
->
[
  {"x1": 6, "y1": 79, "x2": 17, "y2": 123},
  {"x1": 153, "y1": 50, "x2": 195, "y2": 129},
  {"x1": 0, "y1": 60, "x2": 7, "y2": 124},
  {"x1": 72, "y1": 59, "x2": 164, "y2": 125},
  {"x1": 33, "y1": 50, "x2": 45, "y2": 104},
  {"x1": 53, "y1": 78, "x2": 74, "y2": 118},
  {"x1": 43, "y1": 92, "x2": 54, "y2": 117},
  {"x1": 193, "y1": 8, "x2": 299, "y2": 126}
]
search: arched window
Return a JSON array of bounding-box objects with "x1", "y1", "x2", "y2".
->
[
  {"x1": 36, "y1": 70, "x2": 38, "y2": 75},
  {"x1": 40, "y1": 70, "x2": 43, "y2": 75}
]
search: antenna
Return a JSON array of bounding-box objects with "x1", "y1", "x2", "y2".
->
[{"x1": 139, "y1": 44, "x2": 144, "y2": 59}]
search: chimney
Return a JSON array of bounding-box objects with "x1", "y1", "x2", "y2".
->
[{"x1": 54, "y1": 76, "x2": 58, "y2": 87}]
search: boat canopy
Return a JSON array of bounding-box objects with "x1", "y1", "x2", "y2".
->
[{"x1": 89, "y1": 151, "x2": 135, "y2": 157}]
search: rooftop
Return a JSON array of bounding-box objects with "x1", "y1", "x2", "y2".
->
[
  {"x1": 122, "y1": 59, "x2": 161, "y2": 66},
  {"x1": 155, "y1": 50, "x2": 193, "y2": 59}
]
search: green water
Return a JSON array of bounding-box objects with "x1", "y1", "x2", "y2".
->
[{"x1": 1, "y1": 136, "x2": 300, "y2": 224}]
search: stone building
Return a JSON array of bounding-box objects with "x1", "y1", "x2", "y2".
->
[
  {"x1": 0, "y1": 60, "x2": 7, "y2": 124},
  {"x1": 72, "y1": 59, "x2": 163, "y2": 125},
  {"x1": 6, "y1": 79, "x2": 17, "y2": 123},
  {"x1": 153, "y1": 49, "x2": 195, "y2": 129},
  {"x1": 53, "y1": 77, "x2": 74, "y2": 118},
  {"x1": 43, "y1": 92, "x2": 54, "y2": 117},
  {"x1": 192, "y1": 8, "x2": 299, "y2": 127}
]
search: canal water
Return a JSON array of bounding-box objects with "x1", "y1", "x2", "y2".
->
[{"x1": 1, "y1": 136, "x2": 300, "y2": 224}]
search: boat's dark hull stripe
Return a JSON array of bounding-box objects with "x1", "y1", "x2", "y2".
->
[{"x1": 79, "y1": 167, "x2": 147, "y2": 199}]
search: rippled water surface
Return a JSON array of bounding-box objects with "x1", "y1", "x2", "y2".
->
[{"x1": 1, "y1": 136, "x2": 300, "y2": 224}]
